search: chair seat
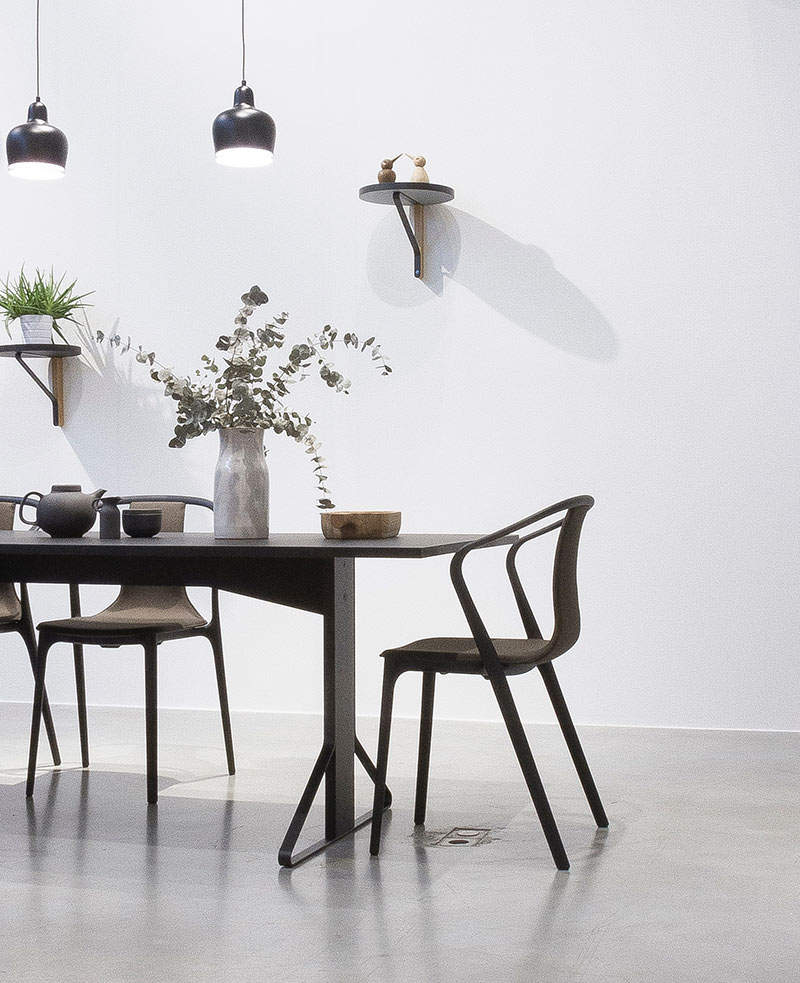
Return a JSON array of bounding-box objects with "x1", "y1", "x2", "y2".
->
[
  {"x1": 382, "y1": 636, "x2": 551, "y2": 667},
  {"x1": 0, "y1": 583, "x2": 22, "y2": 624},
  {"x1": 38, "y1": 586, "x2": 207, "y2": 636}
]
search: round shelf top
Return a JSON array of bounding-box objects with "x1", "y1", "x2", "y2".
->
[
  {"x1": 358, "y1": 182, "x2": 455, "y2": 206},
  {"x1": 0, "y1": 344, "x2": 81, "y2": 359}
]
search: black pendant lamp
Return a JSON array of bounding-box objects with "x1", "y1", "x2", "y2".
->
[
  {"x1": 213, "y1": 0, "x2": 276, "y2": 167},
  {"x1": 6, "y1": 0, "x2": 68, "y2": 180}
]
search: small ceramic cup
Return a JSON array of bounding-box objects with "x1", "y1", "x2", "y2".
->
[{"x1": 122, "y1": 509, "x2": 162, "y2": 538}]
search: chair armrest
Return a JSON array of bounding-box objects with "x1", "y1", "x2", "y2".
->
[
  {"x1": 448, "y1": 496, "x2": 595, "y2": 674},
  {"x1": 117, "y1": 495, "x2": 213, "y2": 511}
]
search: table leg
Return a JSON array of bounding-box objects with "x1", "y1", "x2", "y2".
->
[
  {"x1": 324, "y1": 557, "x2": 355, "y2": 837},
  {"x1": 278, "y1": 558, "x2": 391, "y2": 867}
]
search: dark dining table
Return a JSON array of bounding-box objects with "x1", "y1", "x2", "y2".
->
[{"x1": 0, "y1": 529, "x2": 486, "y2": 866}]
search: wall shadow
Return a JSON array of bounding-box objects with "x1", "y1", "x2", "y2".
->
[
  {"x1": 366, "y1": 206, "x2": 618, "y2": 361},
  {"x1": 60, "y1": 320, "x2": 207, "y2": 495}
]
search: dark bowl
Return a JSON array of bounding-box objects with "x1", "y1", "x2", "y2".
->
[{"x1": 122, "y1": 509, "x2": 162, "y2": 538}]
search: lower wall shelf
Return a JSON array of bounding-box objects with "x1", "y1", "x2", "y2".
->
[{"x1": 0, "y1": 344, "x2": 81, "y2": 427}]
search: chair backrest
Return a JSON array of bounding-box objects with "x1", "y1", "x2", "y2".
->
[
  {"x1": 129, "y1": 499, "x2": 186, "y2": 532},
  {"x1": 111, "y1": 496, "x2": 214, "y2": 611},
  {"x1": 449, "y1": 496, "x2": 594, "y2": 674},
  {"x1": 118, "y1": 495, "x2": 213, "y2": 531},
  {"x1": 0, "y1": 499, "x2": 16, "y2": 532},
  {"x1": 0, "y1": 498, "x2": 23, "y2": 621}
]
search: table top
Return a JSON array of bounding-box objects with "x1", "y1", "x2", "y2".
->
[{"x1": 0, "y1": 530, "x2": 490, "y2": 560}]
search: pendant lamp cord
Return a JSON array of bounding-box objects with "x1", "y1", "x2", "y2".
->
[
  {"x1": 35, "y1": 0, "x2": 41, "y2": 100},
  {"x1": 240, "y1": 0, "x2": 246, "y2": 85}
]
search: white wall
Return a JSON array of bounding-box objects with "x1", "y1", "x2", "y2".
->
[{"x1": 0, "y1": 0, "x2": 797, "y2": 730}]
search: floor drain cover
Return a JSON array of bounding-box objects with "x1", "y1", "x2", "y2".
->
[{"x1": 430, "y1": 827, "x2": 491, "y2": 847}]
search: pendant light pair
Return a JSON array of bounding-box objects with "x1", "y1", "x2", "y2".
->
[{"x1": 6, "y1": 0, "x2": 275, "y2": 181}]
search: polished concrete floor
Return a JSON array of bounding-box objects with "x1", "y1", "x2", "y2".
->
[{"x1": 0, "y1": 701, "x2": 797, "y2": 983}]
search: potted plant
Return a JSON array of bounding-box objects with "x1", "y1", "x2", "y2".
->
[
  {"x1": 0, "y1": 267, "x2": 93, "y2": 344},
  {"x1": 97, "y1": 284, "x2": 391, "y2": 538}
]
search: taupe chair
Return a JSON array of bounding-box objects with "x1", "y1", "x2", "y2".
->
[
  {"x1": 0, "y1": 498, "x2": 61, "y2": 765},
  {"x1": 26, "y1": 496, "x2": 235, "y2": 803},
  {"x1": 369, "y1": 495, "x2": 607, "y2": 870}
]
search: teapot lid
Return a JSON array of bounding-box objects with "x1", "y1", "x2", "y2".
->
[{"x1": 50, "y1": 484, "x2": 82, "y2": 492}]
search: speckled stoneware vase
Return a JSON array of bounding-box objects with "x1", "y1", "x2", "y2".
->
[{"x1": 213, "y1": 428, "x2": 269, "y2": 539}]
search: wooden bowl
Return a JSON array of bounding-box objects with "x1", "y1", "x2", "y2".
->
[{"x1": 321, "y1": 511, "x2": 401, "y2": 540}]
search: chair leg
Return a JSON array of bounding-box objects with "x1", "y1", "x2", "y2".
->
[
  {"x1": 39, "y1": 687, "x2": 61, "y2": 767},
  {"x1": 208, "y1": 627, "x2": 235, "y2": 775},
  {"x1": 143, "y1": 639, "x2": 159, "y2": 804},
  {"x1": 26, "y1": 637, "x2": 53, "y2": 797},
  {"x1": 69, "y1": 585, "x2": 89, "y2": 768},
  {"x1": 489, "y1": 670, "x2": 570, "y2": 871},
  {"x1": 538, "y1": 662, "x2": 608, "y2": 828},
  {"x1": 414, "y1": 671, "x2": 436, "y2": 825},
  {"x1": 72, "y1": 644, "x2": 89, "y2": 768},
  {"x1": 369, "y1": 664, "x2": 400, "y2": 856},
  {"x1": 19, "y1": 617, "x2": 61, "y2": 767}
]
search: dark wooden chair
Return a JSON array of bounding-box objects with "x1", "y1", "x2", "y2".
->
[
  {"x1": 369, "y1": 495, "x2": 607, "y2": 870},
  {"x1": 26, "y1": 496, "x2": 235, "y2": 803},
  {"x1": 0, "y1": 497, "x2": 60, "y2": 765}
]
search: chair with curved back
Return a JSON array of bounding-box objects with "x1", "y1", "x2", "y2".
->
[
  {"x1": 26, "y1": 496, "x2": 235, "y2": 803},
  {"x1": 369, "y1": 495, "x2": 607, "y2": 870},
  {"x1": 0, "y1": 497, "x2": 61, "y2": 765}
]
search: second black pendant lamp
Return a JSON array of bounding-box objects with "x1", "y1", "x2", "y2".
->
[
  {"x1": 6, "y1": 0, "x2": 68, "y2": 180},
  {"x1": 213, "y1": 0, "x2": 276, "y2": 167}
]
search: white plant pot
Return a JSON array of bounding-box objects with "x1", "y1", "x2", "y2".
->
[
  {"x1": 213, "y1": 427, "x2": 270, "y2": 539},
  {"x1": 19, "y1": 314, "x2": 54, "y2": 345}
]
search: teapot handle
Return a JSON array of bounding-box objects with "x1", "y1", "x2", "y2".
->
[{"x1": 19, "y1": 491, "x2": 42, "y2": 526}]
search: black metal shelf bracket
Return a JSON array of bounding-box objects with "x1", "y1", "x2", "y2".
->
[
  {"x1": 14, "y1": 352, "x2": 60, "y2": 425},
  {"x1": 392, "y1": 191, "x2": 422, "y2": 277},
  {"x1": 359, "y1": 182, "x2": 455, "y2": 280},
  {"x1": 0, "y1": 344, "x2": 81, "y2": 427}
]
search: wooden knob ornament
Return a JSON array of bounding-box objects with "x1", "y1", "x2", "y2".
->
[
  {"x1": 409, "y1": 155, "x2": 429, "y2": 183},
  {"x1": 378, "y1": 154, "x2": 402, "y2": 183}
]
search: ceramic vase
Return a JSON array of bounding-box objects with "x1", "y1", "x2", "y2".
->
[
  {"x1": 213, "y1": 427, "x2": 269, "y2": 539},
  {"x1": 19, "y1": 314, "x2": 53, "y2": 344}
]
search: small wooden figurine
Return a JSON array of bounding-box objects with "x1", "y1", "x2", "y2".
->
[
  {"x1": 377, "y1": 154, "x2": 402, "y2": 183},
  {"x1": 408, "y1": 154, "x2": 429, "y2": 183}
]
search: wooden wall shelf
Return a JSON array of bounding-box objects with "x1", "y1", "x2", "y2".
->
[
  {"x1": 0, "y1": 344, "x2": 81, "y2": 427},
  {"x1": 359, "y1": 182, "x2": 455, "y2": 278}
]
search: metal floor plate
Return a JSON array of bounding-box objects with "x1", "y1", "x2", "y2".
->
[{"x1": 427, "y1": 827, "x2": 492, "y2": 846}]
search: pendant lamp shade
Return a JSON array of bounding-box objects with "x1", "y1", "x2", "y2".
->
[
  {"x1": 213, "y1": 84, "x2": 275, "y2": 167},
  {"x1": 7, "y1": 99, "x2": 68, "y2": 180}
]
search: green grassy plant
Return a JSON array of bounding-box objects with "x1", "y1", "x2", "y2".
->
[{"x1": 0, "y1": 267, "x2": 93, "y2": 342}]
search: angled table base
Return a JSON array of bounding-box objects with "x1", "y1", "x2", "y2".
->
[{"x1": 278, "y1": 737, "x2": 393, "y2": 867}]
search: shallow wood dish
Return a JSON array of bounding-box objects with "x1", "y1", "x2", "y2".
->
[{"x1": 321, "y1": 510, "x2": 401, "y2": 540}]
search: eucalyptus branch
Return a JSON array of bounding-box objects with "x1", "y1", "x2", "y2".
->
[{"x1": 96, "y1": 285, "x2": 390, "y2": 510}]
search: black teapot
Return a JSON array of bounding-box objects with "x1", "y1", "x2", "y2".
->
[{"x1": 20, "y1": 485, "x2": 106, "y2": 538}]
